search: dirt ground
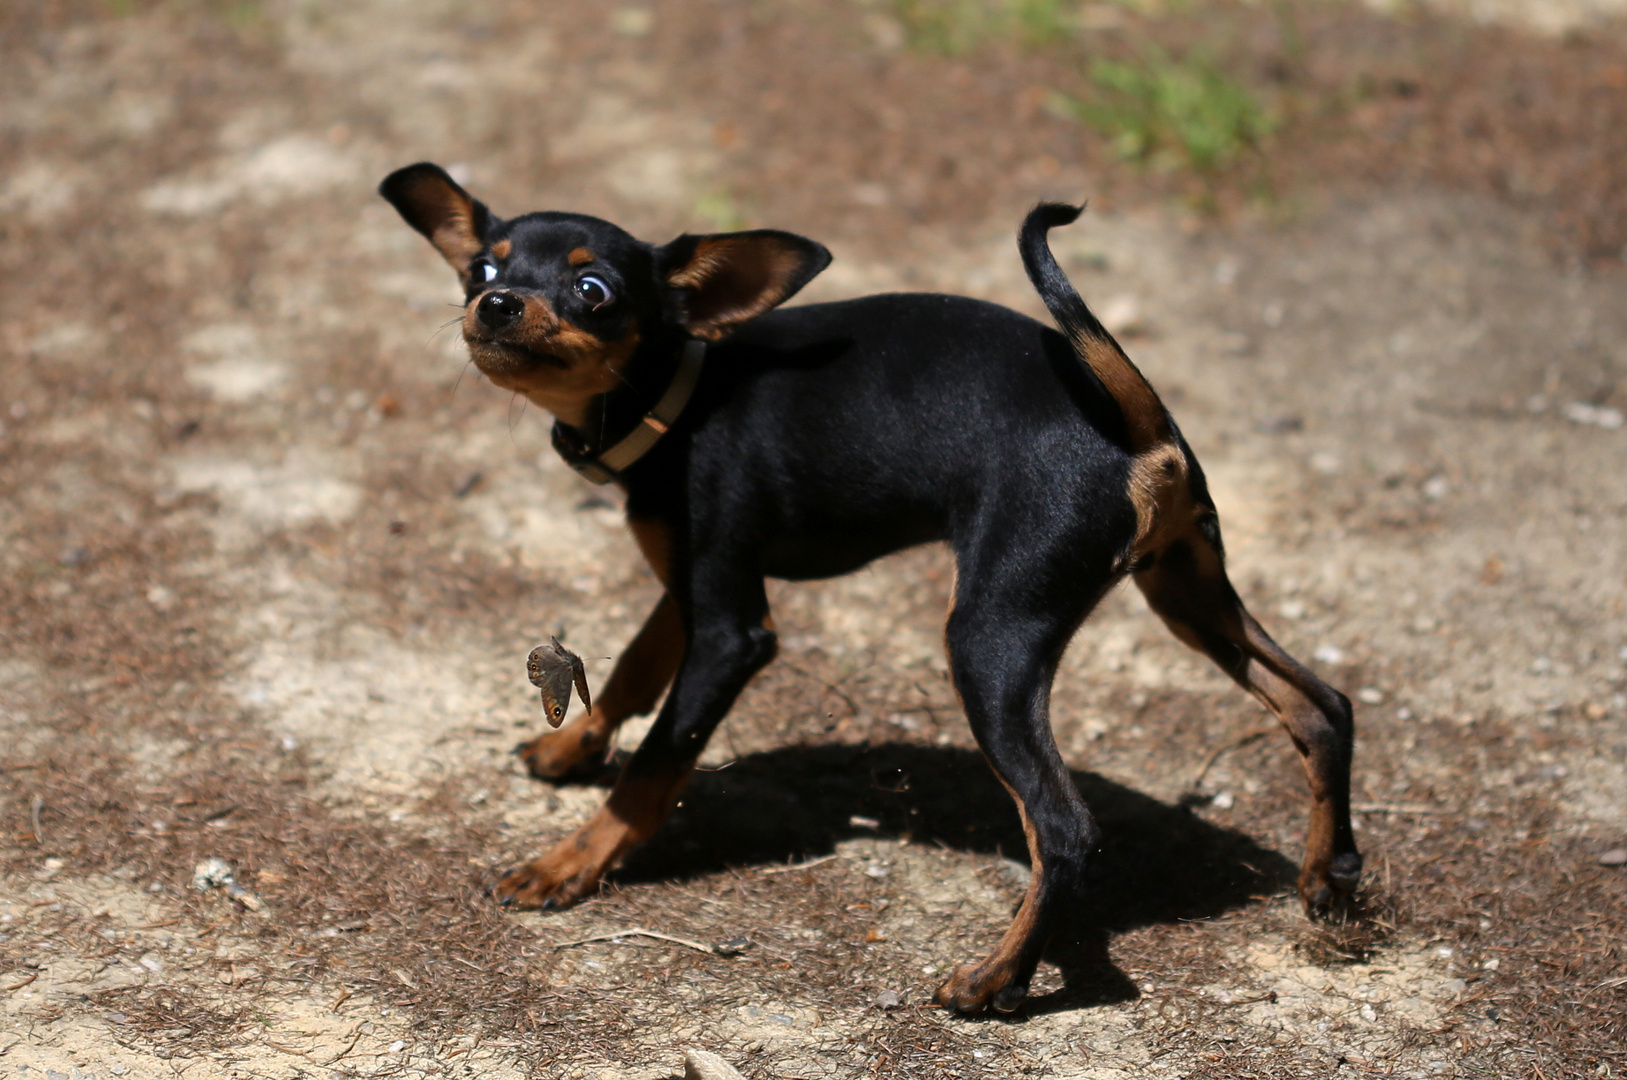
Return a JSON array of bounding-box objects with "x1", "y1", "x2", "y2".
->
[{"x1": 2, "y1": 1, "x2": 1625, "y2": 1078}]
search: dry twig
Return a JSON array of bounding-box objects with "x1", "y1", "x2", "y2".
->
[
  {"x1": 550, "y1": 927, "x2": 717, "y2": 954},
  {"x1": 761, "y1": 854, "x2": 842, "y2": 875},
  {"x1": 1190, "y1": 729, "x2": 1273, "y2": 791}
]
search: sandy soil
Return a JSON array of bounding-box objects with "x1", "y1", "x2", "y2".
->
[{"x1": 2, "y1": 1, "x2": 1624, "y2": 1078}]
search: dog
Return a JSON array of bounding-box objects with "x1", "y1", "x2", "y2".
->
[{"x1": 379, "y1": 162, "x2": 1361, "y2": 1014}]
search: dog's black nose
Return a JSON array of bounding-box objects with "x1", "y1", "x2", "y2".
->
[{"x1": 477, "y1": 291, "x2": 525, "y2": 330}]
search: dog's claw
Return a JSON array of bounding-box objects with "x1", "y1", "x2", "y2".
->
[
  {"x1": 1302, "y1": 851, "x2": 1363, "y2": 920},
  {"x1": 992, "y1": 984, "x2": 1029, "y2": 1013}
]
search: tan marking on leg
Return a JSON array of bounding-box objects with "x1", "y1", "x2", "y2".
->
[
  {"x1": 627, "y1": 516, "x2": 673, "y2": 586},
  {"x1": 1122, "y1": 442, "x2": 1192, "y2": 569},
  {"x1": 1134, "y1": 526, "x2": 1358, "y2": 912},
  {"x1": 492, "y1": 759, "x2": 693, "y2": 908},
  {"x1": 936, "y1": 774, "x2": 1046, "y2": 1012}
]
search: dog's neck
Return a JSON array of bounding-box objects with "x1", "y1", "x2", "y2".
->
[{"x1": 551, "y1": 335, "x2": 704, "y2": 485}]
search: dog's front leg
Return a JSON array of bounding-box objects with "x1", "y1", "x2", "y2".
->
[
  {"x1": 492, "y1": 563, "x2": 776, "y2": 910},
  {"x1": 517, "y1": 593, "x2": 685, "y2": 780}
]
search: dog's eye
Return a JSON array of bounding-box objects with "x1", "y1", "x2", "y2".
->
[
  {"x1": 471, "y1": 260, "x2": 498, "y2": 284},
  {"x1": 575, "y1": 275, "x2": 614, "y2": 310}
]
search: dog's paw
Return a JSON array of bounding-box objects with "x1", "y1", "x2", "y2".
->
[
  {"x1": 515, "y1": 724, "x2": 609, "y2": 782},
  {"x1": 934, "y1": 962, "x2": 1028, "y2": 1015},
  {"x1": 1301, "y1": 851, "x2": 1363, "y2": 918},
  {"x1": 489, "y1": 851, "x2": 603, "y2": 910}
]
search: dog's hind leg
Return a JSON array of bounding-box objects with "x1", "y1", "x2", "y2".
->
[
  {"x1": 517, "y1": 592, "x2": 684, "y2": 780},
  {"x1": 934, "y1": 537, "x2": 1110, "y2": 1014},
  {"x1": 1133, "y1": 528, "x2": 1361, "y2": 914}
]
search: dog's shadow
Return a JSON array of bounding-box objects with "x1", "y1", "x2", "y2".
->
[{"x1": 604, "y1": 742, "x2": 1295, "y2": 1015}]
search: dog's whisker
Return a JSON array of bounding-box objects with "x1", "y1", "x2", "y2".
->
[{"x1": 448, "y1": 358, "x2": 478, "y2": 400}]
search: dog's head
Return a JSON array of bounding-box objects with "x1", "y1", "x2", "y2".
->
[{"x1": 379, "y1": 163, "x2": 831, "y2": 426}]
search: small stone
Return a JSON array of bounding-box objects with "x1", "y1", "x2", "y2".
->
[
  {"x1": 1211, "y1": 791, "x2": 1235, "y2": 810},
  {"x1": 192, "y1": 858, "x2": 235, "y2": 891},
  {"x1": 873, "y1": 989, "x2": 902, "y2": 1009},
  {"x1": 388, "y1": 1040, "x2": 406, "y2": 1052},
  {"x1": 1357, "y1": 687, "x2": 1385, "y2": 705},
  {"x1": 712, "y1": 937, "x2": 751, "y2": 956},
  {"x1": 848, "y1": 815, "x2": 880, "y2": 830},
  {"x1": 1314, "y1": 644, "x2": 1346, "y2": 665},
  {"x1": 684, "y1": 1049, "x2": 746, "y2": 1080},
  {"x1": 1597, "y1": 847, "x2": 1627, "y2": 867},
  {"x1": 1277, "y1": 599, "x2": 1308, "y2": 620},
  {"x1": 612, "y1": 7, "x2": 654, "y2": 36},
  {"x1": 1563, "y1": 402, "x2": 1625, "y2": 429}
]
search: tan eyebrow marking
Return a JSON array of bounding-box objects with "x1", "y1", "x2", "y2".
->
[
  {"x1": 568, "y1": 247, "x2": 596, "y2": 267},
  {"x1": 491, "y1": 239, "x2": 512, "y2": 260}
]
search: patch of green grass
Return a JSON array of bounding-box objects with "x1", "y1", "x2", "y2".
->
[
  {"x1": 220, "y1": 0, "x2": 262, "y2": 31},
  {"x1": 881, "y1": 0, "x2": 1074, "y2": 55},
  {"x1": 693, "y1": 190, "x2": 749, "y2": 231},
  {"x1": 1054, "y1": 47, "x2": 1274, "y2": 173}
]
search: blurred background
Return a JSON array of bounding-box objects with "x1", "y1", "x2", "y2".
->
[{"x1": 2, "y1": 1, "x2": 1625, "y2": 1078}]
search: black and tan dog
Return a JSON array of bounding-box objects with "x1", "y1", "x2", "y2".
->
[{"x1": 380, "y1": 162, "x2": 1361, "y2": 1014}]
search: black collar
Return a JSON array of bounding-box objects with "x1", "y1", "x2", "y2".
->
[{"x1": 551, "y1": 338, "x2": 706, "y2": 485}]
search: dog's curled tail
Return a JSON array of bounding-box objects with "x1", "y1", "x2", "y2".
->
[{"x1": 1019, "y1": 202, "x2": 1171, "y2": 455}]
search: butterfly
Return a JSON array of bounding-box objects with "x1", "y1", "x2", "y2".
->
[{"x1": 526, "y1": 636, "x2": 593, "y2": 728}]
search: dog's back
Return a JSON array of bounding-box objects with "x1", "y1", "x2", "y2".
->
[{"x1": 632, "y1": 292, "x2": 1141, "y2": 580}]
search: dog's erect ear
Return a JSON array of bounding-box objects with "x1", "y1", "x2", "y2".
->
[
  {"x1": 657, "y1": 230, "x2": 832, "y2": 341},
  {"x1": 378, "y1": 163, "x2": 496, "y2": 275}
]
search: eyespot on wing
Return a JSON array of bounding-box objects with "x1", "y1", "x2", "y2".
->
[{"x1": 526, "y1": 637, "x2": 593, "y2": 727}]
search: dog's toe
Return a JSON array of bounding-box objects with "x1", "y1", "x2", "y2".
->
[{"x1": 935, "y1": 962, "x2": 1023, "y2": 1015}]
